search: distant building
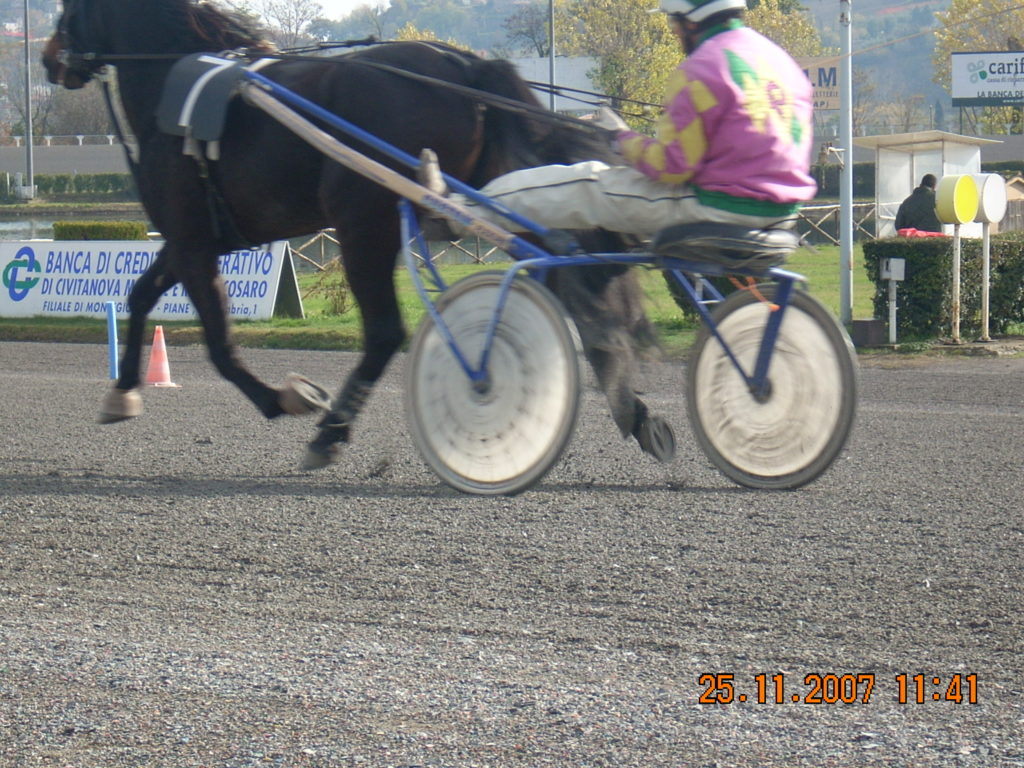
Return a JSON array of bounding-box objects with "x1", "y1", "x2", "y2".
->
[{"x1": 1005, "y1": 175, "x2": 1024, "y2": 201}]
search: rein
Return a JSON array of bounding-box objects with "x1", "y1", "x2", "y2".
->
[
  {"x1": 64, "y1": 45, "x2": 652, "y2": 134},
  {"x1": 260, "y1": 48, "x2": 659, "y2": 124}
]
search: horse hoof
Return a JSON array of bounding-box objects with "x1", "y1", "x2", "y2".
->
[
  {"x1": 98, "y1": 387, "x2": 143, "y2": 424},
  {"x1": 636, "y1": 415, "x2": 676, "y2": 463},
  {"x1": 300, "y1": 443, "x2": 337, "y2": 471},
  {"x1": 279, "y1": 373, "x2": 331, "y2": 416}
]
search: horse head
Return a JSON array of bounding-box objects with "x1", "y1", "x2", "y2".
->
[
  {"x1": 42, "y1": 0, "x2": 274, "y2": 90},
  {"x1": 42, "y1": 0, "x2": 117, "y2": 89}
]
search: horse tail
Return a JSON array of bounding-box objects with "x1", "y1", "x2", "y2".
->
[{"x1": 463, "y1": 57, "x2": 658, "y2": 355}]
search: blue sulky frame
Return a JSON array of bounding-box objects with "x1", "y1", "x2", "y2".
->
[{"x1": 241, "y1": 69, "x2": 803, "y2": 402}]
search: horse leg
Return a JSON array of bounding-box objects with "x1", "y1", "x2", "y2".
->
[
  {"x1": 554, "y1": 268, "x2": 677, "y2": 463},
  {"x1": 99, "y1": 248, "x2": 175, "y2": 423},
  {"x1": 302, "y1": 237, "x2": 406, "y2": 470},
  {"x1": 582, "y1": 340, "x2": 675, "y2": 463},
  {"x1": 172, "y1": 243, "x2": 328, "y2": 420}
]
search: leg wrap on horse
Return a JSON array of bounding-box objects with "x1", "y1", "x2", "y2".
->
[{"x1": 301, "y1": 377, "x2": 374, "y2": 469}]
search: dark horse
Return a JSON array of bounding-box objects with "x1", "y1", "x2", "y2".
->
[{"x1": 42, "y1": 0, "x2": 673, "y2": 470}]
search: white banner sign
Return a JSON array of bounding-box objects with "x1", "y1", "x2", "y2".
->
[
  {"x1": 952, "y1": 51, "x2": 1024, "y2": 106},
  {"x1": 797, "y1": 57, "x2": 840, "y2": 111},
  {"x1": 1, "y1": 240, "x2": 295, "y2": 321}
]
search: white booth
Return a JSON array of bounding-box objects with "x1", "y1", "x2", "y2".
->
[{"x1": 854, "y1": 130, "x2": 1001, "y2": 238}]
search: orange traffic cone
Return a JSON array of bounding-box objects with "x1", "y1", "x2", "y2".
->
[{"x1": 145, "y1": 325, "x2": 179, "y2": 387}]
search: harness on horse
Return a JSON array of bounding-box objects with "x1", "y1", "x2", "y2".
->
[
  {"x1": 158, "y1": 53, "x2": 250, "y2": 149},
  {"x1": 154, "y1": 52, "x2": 281, "y2": 246},
  {"x1": 65, "y1": 29, "x2": 629, "y2": 246},
  {"x1": 151, "y1": 45, "x2": 489, "y2": 247}
]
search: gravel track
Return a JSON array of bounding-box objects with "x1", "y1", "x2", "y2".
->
[{"x1": 1, "y1": 341, "x2": 1022, "y2": 767}]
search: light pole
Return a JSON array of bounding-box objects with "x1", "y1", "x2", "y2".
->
[
  {"x1": 547, "y1": 0, "x2": 555, "y2": 110},
  {"x1": 22, "y1": 0, "x2": 35, "y2": 199},
  {"x1": 838, "y1": 0, "x2": 852, "y2": 326}
]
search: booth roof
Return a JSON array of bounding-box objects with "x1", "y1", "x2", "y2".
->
[{"x1": 853, "y1": 130, "x2": 1002, "y2": 153}]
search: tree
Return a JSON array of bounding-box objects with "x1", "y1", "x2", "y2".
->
[
  {"x1": 392, "y1": 21, "x2": 465, "y2": 49},
  {"x1": 932, "y1": 0, "x2": 1024, "y2": 134},
  {"x1": 557, "y1": 0, "x2": 677, "y2": 122},
  {"x1": 502, "y1": 2, "x2": 552, "y2": 58},
  {"x1": 0, "y1": 34, "x2": 114, "y2": 140},
  {"x1": 933, "y1": 98, "x2": 946, "y2": 131},
  {"x1": 46, "y1": 87, "x2": 113, "y2": 137},
  {"x1": 877, "y1": 92, "x2": 929, "y2": 134},
  {"x1": 748, "y1": 0, "x2": 805, "y2": 13},
  {"x1": 0, "y1": 40, "x2": 58, "y2": 138},
  {"x1": 306, "y1": 4, "x2": 390, "y2": 42},
  {"x1": 350, "y1": 3, "x2": 391, "y2": 40},
  {"x1": 745, "y1": 0, "x2": 827, "y2": 57},
  {"x1": 850, "y1": 67, "x2": 878, "y2": 137},
  {"x1": 933, "y1": 0, "x2": 1024, "y2": 90},
  {"x1": 256, "y1": 0, "x2": 324, "y2": 48}
]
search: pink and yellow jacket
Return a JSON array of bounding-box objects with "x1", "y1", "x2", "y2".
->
[{"x1": 617, "y1": 20, "x2": 816, "y2": 217}]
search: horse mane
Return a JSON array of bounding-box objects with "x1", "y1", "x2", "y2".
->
[
  {"x1": 465, "y1": 58, "x2": 620, "y2": 178},
  {"x1": 163, "y1": 0, "x2": 276, "y2": 53}
]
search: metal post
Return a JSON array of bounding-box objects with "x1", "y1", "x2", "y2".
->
[
  {"x1": 547, "y1": 0, "x2": 555, "y2": 110},
  {"x1": 951, "y1": 223, "x2": 961, "y2": 344},
  {"x1": 838, "y1": 0, "x2": 853, "y2": 326},
  {"x1": 888, "y1": 279, "x2": 897, "y2": 344},
  {"x1": 22, "y1": 0, "x2": 35, "y2": 199},
  {"x1": 980, "y1": 221, "x2": 991, "y2": 341},
  {"x1": 106, "y1": 301, "x2": 120, "y2": 380}
]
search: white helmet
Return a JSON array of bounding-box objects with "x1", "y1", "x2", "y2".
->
[{"x1": 657, "y1": 0, "x2": 747, "y2": 23}]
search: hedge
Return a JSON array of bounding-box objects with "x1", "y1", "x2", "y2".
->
[
  {"x1": 863, "y1": 233, "x2": 1024, "y2": 339},
  {"x1": 0, "y1": 173, "x2": 137, "y2": 202},
  {"x1": 52, "y1": 220, "x2": 149, "y2": 240}
]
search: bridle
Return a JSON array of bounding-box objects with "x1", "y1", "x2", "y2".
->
[
  {"x1": 55, "y1": 0, "x2": 185, "y2": 83},
  {"x1": 54, "y1": 0, "x2": 107, "y2": 84},
  {"x1": 49, "y1": 0, "x2": 655, "y2": 136}
]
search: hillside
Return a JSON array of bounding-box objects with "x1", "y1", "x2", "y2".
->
[
  {"x1": 805, "y1": 0, "x2": 950, "y2": 116},
  {"x1": 317, "y1": 0, "x2": 954, "y2": 126}
]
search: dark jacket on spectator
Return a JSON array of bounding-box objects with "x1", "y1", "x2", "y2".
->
[{"x1": 895, "y1": 184, "x2": 942, "y2": 232}]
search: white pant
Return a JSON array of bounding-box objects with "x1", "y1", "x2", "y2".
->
[{"x1": 458, "y1": 161, "x2": 796, "y2": 239}]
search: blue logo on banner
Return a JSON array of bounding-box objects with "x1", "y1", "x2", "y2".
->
[{"x1": 3, "y1": 246, "x2": 41, "y2": 302}]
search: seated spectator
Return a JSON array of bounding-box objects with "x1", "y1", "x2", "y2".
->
[{"x1": 895, "y1": 174, "x2": 942, "y2": 233}]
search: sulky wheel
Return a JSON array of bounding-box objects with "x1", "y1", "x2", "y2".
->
[
  {"x1": 687, "y1": 284, "x2": 857, "y2": 489},
  {"x1": 405, "y1": 271, "x2": 581, "y2": 495}
]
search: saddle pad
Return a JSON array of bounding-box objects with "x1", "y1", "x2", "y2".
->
[{"x1": 157, "y1": 54, "x2": 248, "y2": 142}]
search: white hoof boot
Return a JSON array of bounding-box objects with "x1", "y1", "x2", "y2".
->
[
  {"x1": 278, "y1": 373, "x2": 330, "y2": 416},
  {"x1": 417, "y1": 148, "x2": 447, "y2": 195},
  {"x1": 98, "y1": 387, "x2": 143, "y2": 424},
  {"x1": 300, "y1": 443, "x2": 337, "y2": 471}
]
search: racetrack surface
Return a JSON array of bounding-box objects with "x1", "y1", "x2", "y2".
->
[{"x1": 1, "y1": 341, "x2": 1022, "y2": 767}]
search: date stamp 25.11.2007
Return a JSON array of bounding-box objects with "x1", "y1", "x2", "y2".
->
[{"x1": 697, "y1": 672, "x2": 978, "y2": 705}]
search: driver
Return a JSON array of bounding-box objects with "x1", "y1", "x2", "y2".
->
[{"x1": 420, "y1": 0, "x2": 816, "y2": 255}]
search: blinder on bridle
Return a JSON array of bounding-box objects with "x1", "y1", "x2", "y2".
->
[{"x1": 56, "y1": 0, "x2": 106, "y2": 83}]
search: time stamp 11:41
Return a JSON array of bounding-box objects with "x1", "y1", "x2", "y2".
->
[{"x1": 698, "y1": 673, "x2": 979, "y2": 705}]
